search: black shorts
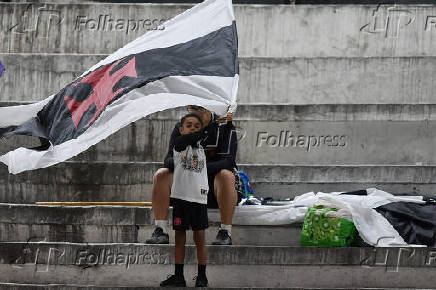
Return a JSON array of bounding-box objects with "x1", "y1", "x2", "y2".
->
[
  {"x1": 171, "y1": 198, "x2": 208, "y2": 231},
  {"x1": 207, "y1": 169, "x2": 244, "y2": 209}
]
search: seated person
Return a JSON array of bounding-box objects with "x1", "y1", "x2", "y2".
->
[{"x1": 146, "y1": 105, "x2": 241, "y2": 245}]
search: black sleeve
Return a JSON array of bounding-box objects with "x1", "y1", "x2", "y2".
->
[
  {"x1": 163, "y1": 125, "x2": 181, "y2": 171},
  {"x1": 30, "y1": 138, "x2": 51, "y2": 151},
  {"x1": 173, "y1": 122, "x2": 219, "y2": 152},
  {"x1": 206, "y1": 121, "x2": 238, "y2": 175},
  {"x1": 174, "y1": 131, "x2": 204, "y2": 152}
]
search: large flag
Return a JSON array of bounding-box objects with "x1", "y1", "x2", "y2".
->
[{"x1": 0, "y1": 0, "x2": 239, "y2": 174}]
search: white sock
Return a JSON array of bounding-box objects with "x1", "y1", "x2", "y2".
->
[
  {"x1": 220, "y1": 224, "x2": 232, "y2": 236},
  {"x1": 155, "y1": 220, "x2": 168, "y2": 234}
]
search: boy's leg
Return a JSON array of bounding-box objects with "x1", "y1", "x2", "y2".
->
[
  {"x1": 193, "y1": 230, "x2": 207, "y2": 265},
  {"x1": 146, "y1": 168, "x2": 173, "y2": 244},
  {"x1": 193, "y1": 230, "x2": 208, "y2": 287},
  {"x1": 175, "y1": 230, "x2": 187, "y2": 265},
  {"x1": 160, "y1": 229, "x2": 186, "y2": 287}
]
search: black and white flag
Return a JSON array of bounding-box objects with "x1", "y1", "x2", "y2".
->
[{"x1": 0, "y1": 0, "x2": 239, "y2": 174}]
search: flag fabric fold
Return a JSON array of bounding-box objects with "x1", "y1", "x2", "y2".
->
[{"x1": 0, "y1": 0, "x2": 239, "y2": 174}]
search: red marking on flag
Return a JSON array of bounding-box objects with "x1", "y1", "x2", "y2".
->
[
  {"x1": 65, "y1": 57, "x2": 137, "y2": 129},
  {"x1": 174, "y1": 217, "x2": 182, "y2": 226}
]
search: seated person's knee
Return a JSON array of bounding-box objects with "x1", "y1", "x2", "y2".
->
[
  {"x1": 216, "y1": 169, "x2": 235, "y2": 184},
  {"x1": 153, "y1": 168, "x2": 171, "y2": 183}
]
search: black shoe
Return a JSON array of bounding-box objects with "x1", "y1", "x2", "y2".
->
[
  {"x1": 145, "y1": 227, "x2": 169, "y2": 244},
  {"x1": 160, "y1": 274, "x2": 186, "y2": 287},
  {"x1": 194, "y1": 275, "x2": 208, "y2": 287},
  {"x1": 212, "y1": 229, "x2": 232, "y2": 245}
]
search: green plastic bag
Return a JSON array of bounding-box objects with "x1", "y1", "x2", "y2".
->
[{"x1": 301, "y1": 205, "x2": 357, "y2": 247}]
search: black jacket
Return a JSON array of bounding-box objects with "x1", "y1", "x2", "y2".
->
[{"x1": 164, "y1": 114, "x2": 237, "y2": 176}]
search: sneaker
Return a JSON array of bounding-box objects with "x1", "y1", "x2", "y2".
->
[
  {"x1": 145, "y1": 227, "x2": 169, "y2": 244},
  {"x1": 194, "y1": 275, "x2": 209, "y2": 287},
  {"x1": 160, "y1": 274, "x2": 186, "y2": 287},
  {"x1": 212, "y1": 229, "x2": 232, "y2": 245}
]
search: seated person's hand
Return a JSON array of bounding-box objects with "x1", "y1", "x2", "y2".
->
[{"x1": 216, "y1": 106, "x2": 233, "y2": 123}]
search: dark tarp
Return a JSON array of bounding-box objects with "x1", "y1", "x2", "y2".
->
[{"x1": 376, "y1": 201, "x2": 436, "y2": 247}]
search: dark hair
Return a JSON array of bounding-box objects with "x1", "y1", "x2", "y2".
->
[{"x1": 180, "y1": 113, "x2": 203, "y2": 127}]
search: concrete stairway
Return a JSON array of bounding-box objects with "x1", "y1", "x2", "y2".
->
[
  {"x1": 0, "y1": 203, "x2": 301, "y2": 245},
  {"x1": 2, "y1": 161, "x2": 436, "y2": 203},
  {"x1": 1, "y1": 2, "x2": 436, "y2": 289},
  {"x1": 0, "y1": 241, "x2": 435, "y2": 288},
  {"x1": 0, "y1": 287, "x2": 428, "y2": 290},
  {"x1": 2, "y1": 3, "x2": 436, "y2": 57},
  {"x1": 0, "y1": 202, "x2": 435, "y2": 288},
  {"x1": 3, "y1": 103, "x2": 436, "y2": 165},
  {"x1": 3, "y1": 54, "x2": 436, "y2": 104}
]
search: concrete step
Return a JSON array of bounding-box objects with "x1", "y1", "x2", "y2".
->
[
  {"x1": 8, "y1": 0, "x2": 294, "y2": 3},
  {"x1": 2, "y1": 104, "x2": 436, "y2": 165},
  {"x1": 0, "y1": 203, "x2": 301, "y2": 246},
  {"x1": 0, "y1": 242, "x2": 434, "y2": 288},
  {"x1": 1, "y1": 3, "x2": 436, "y2": 57},
  {"x1": 0, "y1": 285, "x2": 426, "y2": 290},
  {"x1": 299, "y1": 0, "x2": 435, "y2": 3},
  {"x1": 1, "y1": 161, "x2": 435, "y2": 203},
  {"x1": 2, "y1": 54, "x2": 436, "y2": 104}
]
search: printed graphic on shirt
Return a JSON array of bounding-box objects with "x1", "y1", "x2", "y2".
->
[{"x1": 180, "y1": 151, "x2": 205, "y2": 173}]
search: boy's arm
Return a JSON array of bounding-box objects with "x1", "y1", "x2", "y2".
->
[
  {"x1": 163, "y1": 125, "x2": 180, "y2": 171},
  {"x1": 206, "y1": 121, "x2": 237, "y2": 175},
  {"x1": 174, "y1": 121, "x2": 219, "y2": 152},
  {"x1": 174, "y1": 131, "x2": 204, "y2": 152}
]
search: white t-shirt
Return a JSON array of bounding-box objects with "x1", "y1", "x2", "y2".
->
[{"x1": 170, "y1": 145, "x2": 209, "y2": 204}]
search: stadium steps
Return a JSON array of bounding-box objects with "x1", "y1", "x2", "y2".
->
[
  {"x1": 0, "y1": 286, "x2": 427, "y2": 290},
  {"x1": 0, "y1": 241, "x2": 434, "y2": 288},
  {"x1": 2, "y1": 103, "x2": 436, "y2": 166},
  {"x1": 0, "y1": 286, "x2": 430, "y2": 290},
  {"x1": 2, "y1": 53, "x2": 436, "y2": 104},
  {"x1": 1, "y1": 162, "x2": 436, "y2": 203},
  {"x1": 0, "y1": 203, "x2": 302, "y2": 246},
  {"x1": 1, "y1": 4, "x2": 436, "y2": 57},
  {"x1": 1, "y1": 2, "x2": 436, "y2": 289}
]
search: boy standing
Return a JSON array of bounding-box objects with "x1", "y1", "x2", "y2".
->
[{"x1": 160, "y1": 113, "x2": 213, "y2": 287}]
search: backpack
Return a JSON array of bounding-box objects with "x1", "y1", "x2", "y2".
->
[
  {"x1": 237, "y1": 170, "x2": 254, "y2": 199},
  {"x1": 301, "y1": 205, "x2": 357, "y2": 247}
]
